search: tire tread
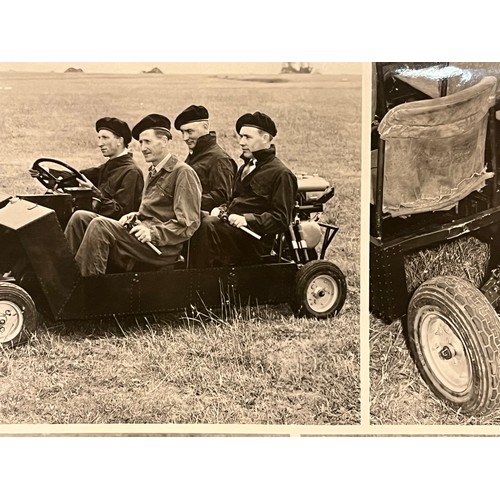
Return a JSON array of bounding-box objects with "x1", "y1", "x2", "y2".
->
[{"x1": 408, "y1": 275, "x2": 500, "y2": 414}]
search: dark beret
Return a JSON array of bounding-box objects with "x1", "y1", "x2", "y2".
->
[
  {"x1": 174, "y1": 105, "x2": 209, "y2": 130},
  {"x1": 235, "y1": 111, "x2": 277, "y2": 137},
  {"x1": 95, "y1": 117, "x2": 132, "y2": 145},
  {"x1": 132, "y1": 114, "x2": 172, "y2": 140}
]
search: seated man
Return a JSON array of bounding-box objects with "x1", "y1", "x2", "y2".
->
[
  {"x1": 174, "y1": 105, "x2": 237, "y2": 213},
  {"x1": 64, "y1": 113, "x2": 202, "y2": 277},
  {"x1": 189, "y1": 111, "x2": 297, "y2": 268},
  {"x1": 32, "y1": 117, "x2": 144, "y2": 220}
]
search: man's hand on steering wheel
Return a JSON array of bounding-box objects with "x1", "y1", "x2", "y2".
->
[
  {"x1": 30, "y1": 158, "x2": 86, "y2": 191},
  {"x1": 76, "y1": 173, "x2": 96, "y2": 191}
]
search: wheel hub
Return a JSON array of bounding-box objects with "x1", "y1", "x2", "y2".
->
[
  {"x1": 306, "y1": 275, "x2": 339, "y2": 313},
  {"x1": 0, "y1": 301, "x2": 23, "y2": 343},
  {"x1": 439, "y1": 345, "x2": 456, "y2": 360},
  {"x1": 312, "y1": 287, "x2": 327, "y2": 299},
  {"x1": 419, "y1": 311, "x2": 472, "y2": 394}
]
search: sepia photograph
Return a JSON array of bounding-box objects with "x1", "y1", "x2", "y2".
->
[
  {"x1": 369, "y1": 62, "x2": 500, "y2": 425},
  {"x1": 8, "y1": 4, "x2": 500, "y2": 499},
  {"x1": 0, "y1": 62, "x2": 361, "y2": 427}
]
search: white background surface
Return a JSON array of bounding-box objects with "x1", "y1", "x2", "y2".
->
[{"x1": 1, "y1": 1, "x2": 498, "y2": 497}]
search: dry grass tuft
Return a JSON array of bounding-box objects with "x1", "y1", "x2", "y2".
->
[{"x1": 404, "y1": 235, "x2": 490, "y2": 294}]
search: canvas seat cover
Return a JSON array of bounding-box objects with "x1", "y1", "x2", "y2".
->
[{"x1": 371, "y1": 76, "x2": 497, "y2": 217}]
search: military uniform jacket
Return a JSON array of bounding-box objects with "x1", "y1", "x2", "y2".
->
[
  {"x1": 185, "y1": 132, "x2": 237, "y2": 212},
  {"x1": 82, "y1": 153, "x2": 144, "y2": 219},
  {"x1": 228, "y1": 145, "x2": 298, "y2": 235},
  {"x1": 138, "y1": 155, "x2": 202, "y2": 250}
]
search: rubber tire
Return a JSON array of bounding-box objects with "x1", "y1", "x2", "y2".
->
[
  {"x1": 408, "y1": 275, "x2": 500, "y2": 415},
  {"x1": 0, "y1": 282, "x2": 37, "y2": 347},
  {"x1": 291, "y1": 260, "x2": 347, "y2": 318}
]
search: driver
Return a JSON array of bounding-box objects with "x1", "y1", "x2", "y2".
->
[{"x1": 31, "y1": 116, "x2": 144, "y2": 220}]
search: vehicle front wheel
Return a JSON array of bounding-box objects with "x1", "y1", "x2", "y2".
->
[
  {"x1": 291, "y1": 260, "x2": 347, "y2": 318},
  {"x1": 408, "y1": 275, "x2": 500, "y2": 415},
  {"x1": 0, "y1": 282, "x2": 37, "y2": 347}
]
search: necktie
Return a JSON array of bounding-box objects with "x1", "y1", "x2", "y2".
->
[
  {"x1": 242, "y1": 159, "x2": 256, "y2": 179},
  {"x1": 148, "y1": 165, "x2": 156, "y2": 179}
]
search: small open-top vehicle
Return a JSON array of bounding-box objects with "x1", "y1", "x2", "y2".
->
[
  {"x1": 0, "y1": 158, "x2": 347, "y2": 348},
  {"x1": 370, "y1": 62, "x2": 500, "y2": 415}
]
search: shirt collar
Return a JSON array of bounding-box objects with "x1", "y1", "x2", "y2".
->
[
  {"x1": 107, "y1": 149, "x2": 129, "y2": 162},
  {"x1": 150, "y1": 153, "x2": 172, "y2": 174},
  {"x1": 116, "y1": 148, "x2": 129, "y2": 158}
]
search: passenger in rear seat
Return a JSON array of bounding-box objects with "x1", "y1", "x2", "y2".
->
[
  {"x1": 174, "y1": 104, "x2": 237, "y2": 213},
  {"x1": 189, "y1": 111, "x2": 297, "y2": 268}
]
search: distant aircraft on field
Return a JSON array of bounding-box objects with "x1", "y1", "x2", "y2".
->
[{"x1": 281, "y1": 63, "x2": 313, "y2": 74}]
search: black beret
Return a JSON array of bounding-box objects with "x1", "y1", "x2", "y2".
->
[
  {"x1": 174, "y1": 105, "x2": 209, "y2": 130},
  {"x1": 95, "y1": 117, "x2": 132, "y2": 145},
  {"x1": 235, "y1": 112, "x2": 277, "y2": 137},
  {"x1": 132, "y1": 114, "x2": 172, "y2": 140}
]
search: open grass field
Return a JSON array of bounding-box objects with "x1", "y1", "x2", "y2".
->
[{"x1": 0, "y1": 70, "x2": 361, "y2": 426}]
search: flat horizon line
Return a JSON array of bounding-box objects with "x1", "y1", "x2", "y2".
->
[{"x1": 0, "y1": 70, "x2": 361, "y2": 75}]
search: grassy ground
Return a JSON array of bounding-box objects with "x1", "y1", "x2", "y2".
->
[
  {"x1": 0, "y1": 309, "x2": 358, "y2": 424},
  {"x1": 0, "y1": 71, "x2": 360, "y2": 425},
  {"x1": 370, "y1": 317, "x2": 462, "y2": 425}
]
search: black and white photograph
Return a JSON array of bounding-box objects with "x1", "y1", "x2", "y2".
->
[
  {"x1": 369, "y1": 62, "x2": 500, "y2": 424},
  {"x1": 0, "y1": 61, "x2": 361, "y2": 427}
]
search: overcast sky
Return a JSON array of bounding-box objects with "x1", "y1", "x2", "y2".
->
[{"x1": 0, "y1": 62, "x2": 361, "y2": 75}]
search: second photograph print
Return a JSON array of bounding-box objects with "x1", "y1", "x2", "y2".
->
[{"x1": 370, "y1": 62, "x2": 500, "y2": 424}]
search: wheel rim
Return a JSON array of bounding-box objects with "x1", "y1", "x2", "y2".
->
[
  {"x1": 306, "y1": 274, "x2": 339, "y2": 313},
  {"x1": 0, "y1": 300, "x2": 24, "y2": 343},
  {"x1": 418, "y1": 309, "x2": 472, "y2": 395}
]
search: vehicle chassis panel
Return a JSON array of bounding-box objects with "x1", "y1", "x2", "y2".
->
[{"x1": 58, "y1": 262, "x2": 298, "y2": 321}]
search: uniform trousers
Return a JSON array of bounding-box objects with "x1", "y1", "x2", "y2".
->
[
  {"x1": 189, "y1": 215, "x2": 264, "y2": 268},
  {"x1": 64, "y1": 210, "x2": 179, "y2": 276}
]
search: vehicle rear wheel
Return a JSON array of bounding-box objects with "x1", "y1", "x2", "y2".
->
[
  {"x1": 0, "y1": 282, "x2": 37, "y2": 347},
  {"x1": 408, "y1": 275, "x2": 500, "y2": 415},
  {"x1": 291, "y1": 260, "x2": 347, "y2": 318}
]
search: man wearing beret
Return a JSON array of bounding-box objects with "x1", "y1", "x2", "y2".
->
[
  {"x1": 32, "y1": 117, "x2": 144, "y2": 219},
  {"x1": 174, "y1": 104, "x2": 236, "y2": 213},
  {"x1": 78, "y1": 117, "x2": 144, "y2": 218},
  {"x1": 65, "y1": 113, "x2": 202, "y2": 276},
  {"x1": 189, "y1": 111, "x2": 298, "y2": 268}
]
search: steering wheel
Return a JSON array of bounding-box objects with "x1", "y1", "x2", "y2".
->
[{"x1": 31, "y1": 158, "x2": 85, "y2": 191}]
